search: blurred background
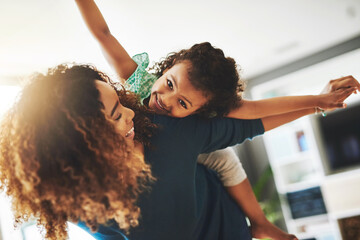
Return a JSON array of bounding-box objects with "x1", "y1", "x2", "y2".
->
[{"x1": 1, "y1": 0, "x2": 360, "y2": 239}]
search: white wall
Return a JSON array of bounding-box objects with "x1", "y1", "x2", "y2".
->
[{"x1": 1, "y1": 0, "x2": 360, "y2": 81}]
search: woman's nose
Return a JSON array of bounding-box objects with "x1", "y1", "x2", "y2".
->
[{"x1": 125, "y1": 107, "x2": 135, "y2": 124}]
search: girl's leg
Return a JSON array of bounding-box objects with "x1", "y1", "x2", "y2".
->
[{"x1": 226, "y1": 179, "x2": 298, "y2": 240}]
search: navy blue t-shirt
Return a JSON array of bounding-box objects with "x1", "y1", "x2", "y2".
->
[{"x1": 78, "y1": 115, "x2": 264, "y2": 240}]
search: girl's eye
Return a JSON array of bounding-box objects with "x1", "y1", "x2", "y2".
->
[
  {"x1": 167, "y1": 79, "x2": 173, "y2": 90},
  {"x1": 179, "y1": 99, "x2": 187, "y2": 109},
  {"x1": 115, "y1": 113, "x2": 122, "y2": 121}
]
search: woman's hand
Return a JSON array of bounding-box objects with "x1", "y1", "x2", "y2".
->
[
  {"x1": 317, "y1": 75, "x2": 359, "y2": 111},
  {"x1": 317, "y1": 87, "x2": 356, "y2": 111}
]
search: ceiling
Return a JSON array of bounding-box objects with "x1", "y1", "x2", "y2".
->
[{"x1": 1, "y1": 0, "x2": 360, "y2": 81}]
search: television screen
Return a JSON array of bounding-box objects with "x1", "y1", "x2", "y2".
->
[
  {"x1": 286, "y1": 186, "x2": 327, "y2": 219},
  {"x1": 317, "y1": 103, "x2": 360, "y2": 173}
]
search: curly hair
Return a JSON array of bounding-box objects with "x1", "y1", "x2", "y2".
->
[
  {"x1": 0, "y1": 64, "x2": 156, "y2": 239},
  {"x1": 150, "y1": 42, "x2": 244, "y2": 117}
]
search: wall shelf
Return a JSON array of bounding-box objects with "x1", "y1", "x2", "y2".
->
[{"x1": 250, "y1": 48, "x2": 360, "y2": 239}]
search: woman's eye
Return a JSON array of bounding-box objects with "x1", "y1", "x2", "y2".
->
[
  {"x1": 167, "y1": 79, "x2": 173, "y2": 90},
  {"x1": 115, "y1": 113, "x2": 122, "y2": 121},
  {"x1": 179, "y1": 100, "x2": 187, "y2": 109}
]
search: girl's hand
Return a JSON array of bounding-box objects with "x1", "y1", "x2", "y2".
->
[{"x1": 321, "y1": 75, "x2": 360, "y2": 94}]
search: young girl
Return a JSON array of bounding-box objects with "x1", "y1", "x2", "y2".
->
[{"x1": 74, "y1": 1, "x2": 360, "y2": 239}]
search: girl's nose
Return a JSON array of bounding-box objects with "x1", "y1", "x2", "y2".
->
[{"x1": 162, "y1": 94, "x2": 175, "y2": 110}]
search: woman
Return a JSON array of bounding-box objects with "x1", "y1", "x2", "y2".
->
[
  {"x1": 0, "y1": 64, "x2": 354, "y2": 240},
  {"x1": 0, "y1": 64, "x2": 155, "y2": 239}
]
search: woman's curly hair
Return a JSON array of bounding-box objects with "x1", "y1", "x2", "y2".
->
[
  {"x1": 150, "y1": 42, "x2": 245, "y2": 118},
  {"x1": 0, "y1": 64, "x2": 156, "y2": 239}
]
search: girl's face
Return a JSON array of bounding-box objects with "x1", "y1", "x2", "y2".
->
[
  {"x1": 95, "y1": 80, "x2": 135, "y2": 146},
  {"x1": 148, "y1": 61, "x2": 208, "y2": 118}
]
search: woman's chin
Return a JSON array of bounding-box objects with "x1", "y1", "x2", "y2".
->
[{"x1": 125, "y1": 137, "x2": 135, "y2": 148}]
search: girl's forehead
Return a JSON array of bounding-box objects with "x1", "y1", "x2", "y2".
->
[
  {"x1": 172, "y1": 60, "x2": 191, "y2": 70},
  {"x1": 166, "y1": 62, "x2": 191, "y2": 82}
]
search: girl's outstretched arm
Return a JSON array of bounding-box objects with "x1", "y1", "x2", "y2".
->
[
  {"x1": 75, "y1": 0, "x2": 137, "y2": 81},
  {"x1": 226, "y1": 75, "x2": 359, "y2": 119}
]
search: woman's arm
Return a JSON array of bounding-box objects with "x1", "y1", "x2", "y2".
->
[
  {"x1": 226, "y1": 75, "x2": 359, "y2": 119},
  {"x1": 75, "y1": 0, "x2": 137, "y2": 81},
  {"x1": 261, "y1": 86, "x2": 356, "y2": 131},
  {"x1": 227, "y1": 96, "x2": 321, "y2": 119}
]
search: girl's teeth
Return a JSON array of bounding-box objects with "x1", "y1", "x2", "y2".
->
[
  {"x1": 157, "y1": 99, "x2": 162, "y2": 108},
  {"x1": 157, "y1": 96, "x2": 164, "y2": 109}
]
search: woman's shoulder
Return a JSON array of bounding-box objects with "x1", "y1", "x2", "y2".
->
[{"x1": 150, "y1": 114, "x2": 206, "y2": 126}]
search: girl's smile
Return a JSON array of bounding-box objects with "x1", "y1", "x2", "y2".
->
[{"x1": 153, "y1": 92, "x2": 170, "y2": 114}]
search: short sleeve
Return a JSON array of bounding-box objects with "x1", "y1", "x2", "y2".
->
[
  {"x1": 151, "y1": 115, "x2": 264, "y2": 159},
  {"x1": 197, "y1": 147, "x2": 247, "y2": 186},
  {"x1": 126, "y1": 53, "x2": 158, "y2": 102},
  {"x1": 192, "y1": 116, "x2": 265, "y2": 154}
]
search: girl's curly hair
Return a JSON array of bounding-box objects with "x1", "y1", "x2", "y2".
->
[
  {"x1": 0, "y1": 64, "x2": 156, "y2": 240},
  {"x1": 150, "y1": 42, "x2": 245, "y2": 118}
]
